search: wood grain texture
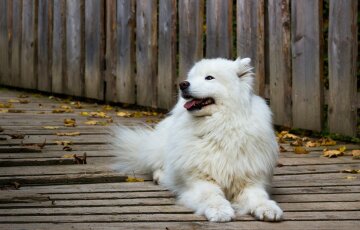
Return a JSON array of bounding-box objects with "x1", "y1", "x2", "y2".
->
[
  {"x1": 20, "y1": 0, "x2": 38, "y2": 89},
  {"x1": 65, "y1": 0, "x2": 85, "y2": 97},
  {"x1": 328, "y1": 0, "x2": 358, "y2": 136},
  {"x1": 178, "y1": 0, "x2": 204, "y2": 82},
  {"x1": 157, "y1": 0, "x2": 177, "y2": 109},
  {"x1": 9, "y1": 0, "x2": 22, "y2": 87},
  {"x1": 37, "y1": 0, "x2": 53, "y2": 92},
  {"x1": 104, "y1": 0, "x2": 117, "y2": 102},
  {"x1": 136, "y1": 0, "x2": 157, "y2": 107},
  {"x1": 206, "y1": 0, "x2": 232, "y2": 58},
  {"x1": 0, "y1": 0, "x2": 9, "y2": 86},
  {"x1": 116, "y1": 0, "x2": 136, "y2": 104},
  {"x1": 237, "y1": 0, "x2": 265, "y2": 96},
  {"x1": 268, "y1": 0, "x2": 292, "y2": 127},
  {"x1": 84, "y1": 0, "x2": 104, "y2": 100},
  {"x1": 291, "y1": 0, "x2": 323, "y2": 131},
  {"x1": 51, "y1": 0, "x2": 65, "y2": 94}
]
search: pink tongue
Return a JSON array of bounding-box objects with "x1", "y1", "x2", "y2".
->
[{"x1": 184, "y1": 99, "x2": 200, "y2": 109}]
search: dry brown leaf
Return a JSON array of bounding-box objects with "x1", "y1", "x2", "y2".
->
[
  {"x1": 8, "y1": 133, "x2": 25, "y2": 139},
  {"x1": 7, "y1": 109, "x2": 25, "y2": 113},
  {"x1": 17, "y1": 94, "x2": 29, "y2": 98},
  {"x1": 323, "y1": 149, "x2": 343, "y2": 158},
  {"x1": 345, "y1": 176, "x2": 357, "y2": 180},
  {"x1": 351, "y1": 150, "x2": 360, "y2": 159},
  {"x1": 21, "y1": 139, "x2": 46, "y2": 150},
  {"x1": 63, "y1": 146, "x2": 73, "y2": 151},
  {"x1": 55, "y1": 140, "x2": 73, "y2": 146},
  {"x1": 290, "y1": 139, "x2": 303, "y2": 146},
  {"x1": 70, "y1": 101, "x2": 83, "y2": 109},
  {"x1": 279, "y1": 145, "x2": 287, "y2": 152},
  {"x1": 84, "y1": 120, "x2": 108, "y2": 126},
  {"x1": 305, "y1": 141, "x2": 320, "y2": 148},
  {"x1": 126, "y1": 176, "x2": 144, "y2": 182},
  {"x1": 43, "y1": 126, "x2": 60, "y2": 130},
  {"x1": 89, "y1": 111, "x2": 110, "y2": 118},
  {"x1": 19, "y1": 99, "x2": 30, "y2": 104},
  {"x1": 116, "y1": 111, "x2": 131, "y2": 117},
  {"x1": 102, "y1": 105, "x2": 113, "y2": 111},
  {"x1": 294, "y1": 146, "x2": 309, "y2": 154},
  {"x1": 319, "y1": 138, "x2": 337, "y2": 146},
  {"x1": 64, "y1": 118, "x2": 76, "y2": 127},
  {"x1": 56, "y1": 132, "x2": 80, "y2": 136}
]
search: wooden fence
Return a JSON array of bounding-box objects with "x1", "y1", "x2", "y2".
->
[{"x1": 0, "y1": 0, "x2": 358, "y2": 136}]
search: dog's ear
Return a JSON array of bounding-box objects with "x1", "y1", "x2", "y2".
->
[{"x1": 234, "y1": 57, "x2": 253, "y2": 78}]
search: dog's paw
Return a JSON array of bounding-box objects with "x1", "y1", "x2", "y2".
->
[
  {"x1": 205, "y1": 204, "x2": 235, "y2": 222},
  {"x1": 152, "y1": 169, "x2": 164, "y2": 185},
  {"x1": 252, "y1": 200, "x2": 283, "y2": 222}
]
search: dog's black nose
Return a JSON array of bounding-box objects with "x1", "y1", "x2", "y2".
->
[{"x1": 179, "y1": 81, "x2": 190, "y2": 91}]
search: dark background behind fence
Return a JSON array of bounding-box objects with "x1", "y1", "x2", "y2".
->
[{"x1": 0, "y1": 0, "x2": 358, "y2": 136}]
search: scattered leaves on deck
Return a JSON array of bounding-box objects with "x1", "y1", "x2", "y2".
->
[
  {"x1": 323, "y1": 146, "x2": 346, "y2": 158},
  {"x1": 126, "y1": 176, "x2": 144, "y2": 182},
  {"x1": 56, "y1": 132, "x2": 81, "y2": 136}
]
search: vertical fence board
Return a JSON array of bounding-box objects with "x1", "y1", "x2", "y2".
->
[
  {"x1": 136, "y1": 0, "x2": 157, "y2": 107},
  {"x1": 104, "y1": 0, "x2": 116, "y2": 102},
  {"x1": 0, "y1": 0, "x2": 9, "y2": 86},
  {"x1": 84, "y1": 0, "x2": 104, "y2": 100},
  {"x1": 37, "y1": 0, "x2": 52, "y2": 92},
  {"x1": 237, "y1": 0, "x2": 265, "y2": 96},
  {"x1": 65, "y1": 0, "x2": 84, "y2": 97},
  {"x1": 158, "y1": 0, "x2": 177, "y2": 109},
  {"x1": 268, "y1": 0, "x2": 292, "y2": 127},
  {"x1": 206, "y1": 0, "x2": 232, "y2": 58},
  {"x1": 52, "y1": 0, "x2": 65, "y2": 94},
  {"x1": 328, "y1": 0, "x2": 358, "y2": 136},
  {"x1": 291, "y1": 0, "x2": 323, "y2": 131},
  {"x1": 116, "y1": 0, "x2": 136, "y2": 104},
  {"x1": 21, "y1": 0, "x2": 37, "y2": 89},
  {"x1": 9, "y1": 0, "x2": 22, "y2": 87},
  {"x1": 178, "y1": 0, "x2": 204, "y2": 82}
]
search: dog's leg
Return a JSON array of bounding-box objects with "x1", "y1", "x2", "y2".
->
[
  {"x1": 178, "y1": 180, "x2": 235, "y2": 222},
  {"x1": 152, "y1": 168, "x2": 165, "y2": 185},
  {"x1": 233, "y1": 185, "x2": 283, "y2": 222}
]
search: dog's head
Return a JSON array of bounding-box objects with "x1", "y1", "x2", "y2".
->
[{"x1": 179, "y1": 57, "x2": 254, "y2": 116}]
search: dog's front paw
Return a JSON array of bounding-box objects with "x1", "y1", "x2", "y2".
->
[
  {"x1": 252, "y1": 200, "x2": 283, "y2": 222},
  {"x1": 205, "y1": 204, "x2": 235, "y2": 222},
  {"x1": 152, "y1": 169, "x2": 164, "y2": 185}
]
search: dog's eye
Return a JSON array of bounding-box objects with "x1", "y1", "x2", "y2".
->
[{"x1": 205, "y1": 76, "x2": 214, "y2": 80}]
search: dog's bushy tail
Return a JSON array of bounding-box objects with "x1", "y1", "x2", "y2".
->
[{"x1": 110, "y1": 125, "x2": 164, "y2": 173}]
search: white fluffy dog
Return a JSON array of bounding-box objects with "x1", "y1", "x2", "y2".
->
[{"x1": 112, "y1": 57, "x2": 283, "y2": 222}]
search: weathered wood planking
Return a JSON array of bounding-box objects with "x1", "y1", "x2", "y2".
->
[
  {"x1": 328, "y1": 0, "x2": 358, "y2": 136},
  {"x1": 157, "y1": 0, "x2": 177, "y2": 109},
  {"x1": 268, "y1": 0, "x2": 292, "y2": 127},
  {"x1": 37, "y1": 0, "x2": 53, "y2": 92},
  {"x1": 237, "y1": 0, "x2": 265, "y2": 96},
  {"x1": 65, "y1": 0, "x2": 84, "y2": 97},
  {"x1": 206, "y1": 0, "x2": 233, "y2": 59},
  {"x1": 116, "y1": 0, "x2": 136, "y2": 104},
  {"x1": 0, "y1": 0, "x2": 9, "y2": 86},
  {"x1": 52, "y1": 0, "x2": 66, "y2": 94},
  {"x1": 136, "y1": 0, "x2": 157, "y2": 107},
  {"x1": 104, "y1": 0, "x2": 117, "y2": 102},
  {"x1": 178, "y1": 0, "x2": 204, "y2": 82},
  {"x1": 20, "y1": 0, "x2": 38, "y2": 89},
  {"x1": 291, "y1": 0, "x2": 323, "y2": 131},
  {"x1": 9, "y1": 0, "x2": 22, "y2": 87},
  {"x1": 84, "y1": 0, "x2": 104, "y2": 100}
]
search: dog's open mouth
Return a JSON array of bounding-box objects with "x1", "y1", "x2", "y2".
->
[{"x1": 183, "y1": 97, "x2": 215, "y2": 111}]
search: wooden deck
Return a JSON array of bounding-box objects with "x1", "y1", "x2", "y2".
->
[{"x1": 0, "y1": 88, "x2": 359, "y2": 230}]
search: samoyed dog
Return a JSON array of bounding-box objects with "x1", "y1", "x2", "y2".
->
[{"x1": 112, "y1": 57, "x2": 283, "y2": 222}]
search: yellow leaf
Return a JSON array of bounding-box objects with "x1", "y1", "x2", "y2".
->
[
  {"x1": 345, "y1": 176, "x2": 357, "y2": 180},
  {"x1": 56, "y1": 132, "x2": 80, "y2": 136},
  {"x1": 126, "y1": 176, "x2": 144, "y2": 182},
  {"x1": 283, "y1": 133, "x2": 299, "y2": 140},
  {"x1": 80, "y1": 111, "x2": 89, "y2": 116},
  {"x1": 60, "y1": 105, "x2": 72, "y2": 110},
  {"x1": 319, "y1": 138, "x2": 336, "y2": 146},
  {"x1": 351, "y1": 150, "x2": 360, "y2": 159},
  {"x1": 52, "y1": 108, "x2": 74, "y2": 113},
  {"x1": 0, "y1": 102, "x2": 13, "y2": 108},
  {"x1": 43, "y1": 126, "x2": 60, "y2": 130},
  {"x1": 294, "y1": 146, "x2": 309, "y2": 154},
  {"x1": 323, "y1": 149, "x2": 343, "y2": 158},
  {"x1": 0, "y1": 109, "x2": 8, "y2": 113},
  {"x1": 338, "y1": 146, "x2": 346, "y2": 153},
  {"x1": 17, "y1": 94, "x2": 29, "y2": 98},
  {"x1": 305, "y1": 141, "x2": 320, "y2": 148},
  {"x1": 89, "y1": 111, "x2": 109, "y2": 118},
  {"x1": 64, "y1": 118, "x2": 76, "y2": 127},
  {"x1": 102, "y1": 105, "x2": 113, "y2": 111},
  {"x1": 116, "y1": 111, "x2": 130, "y2": 117},
  {"x1": 62, "y1": 154, "x2": 75, "y2": 158},
  {"x1": 8, "y1": 99, "x2": 20, "y2": 103},
  {"x1": 290, "y1": 139, "x2": 303, "y2": 146},
  {"x1": 84, "y1": 120, "x2": 98, "y2": 125},
  {"x1": 55, "y1": 140, "x2": 73, "y2": 146},
  {"x1": 341, "y1": 169, "x2": 360, "y2": 174}
]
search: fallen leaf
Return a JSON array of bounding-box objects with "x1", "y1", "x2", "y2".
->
[
  {"x1": 89, "y1": 111, "x2": 110, "y2": 118},
  {"x1": 319, "y1": 138, "x2": 337, "y2": 146},
  {"x1": 56, "y1": 132, "x2": 80, "y2": 136},
  {"x1": 21, "y1": 139, "x2": 46, "y2": 150},
  {"x1": 63, "y1": 146, "x2": 73, "y2": 151},
  {"x1": 294, "y1": 146, "x2": 309, "y2": 154},
  {"x1": 351, "y1": 150, "x2": 360, "y2": 159},
  {"x1": 64, "y1": 118, "x2": 76, "y2": 127},
  {"x1": 283, "y1": 133, "x2": 299, "y2": 140},
  {"x1": 345, "y1": 176, "x2": 357, "y2": 180},
  {"x1": 102, "y1": 105, "x2": 113, "y2": 111},
  {"x1": 116, "y1": 111, "x2": 130, "y2": 117},
  {"x1": 126, "y1": 176, "x2": 144, "y2": 182},
  {"x1": 341, "y1": 169, "x2": 360, "y2": 174},
  {"x1": 74, "y1": 153, "x2": 87, "y2": 164},
  {"x1": 8, "y1": 99, "x2": 20, "y2": 103},
  {"x1": 62, "y1": 154, "x2": 75, "y2": 158},
  {"x1": 7, "y1": 109, "x2": 25, "y2": 113},
  {"x1": 19, "y1": 99, "x2": 30, "y2": 104},
  {"x1": 8, "y1": 133, "x2": 25, "y2": 139},
  {"x1": 0, "y1": 109, "x2": 8, "y2": 113},
  {"x1": 323, "y1": 149, "x2": 343, "y2": 158},
  {"x1": 70, "y1": 101, "x2": 83, "y2": 109},
  {"x1": 43, "y1": 126, "x2": 60, "y2": 130},
  {"x1": 52, "y1": 108, "x2": 74, "y2": 113},
  {"x1": 84, "y1": 120, "x2": 108, "y2": 126},
  {"x1": 338, "y1": 146, "x2": 346, "y2": 153},
  {"x1": 55, "y1": 140, "x2": 73, "y2": 146},
  {"x1": 80, "y1": 111, "x2": 89, "y2": 116},
  {"x1": 279, "y1": 145, "x2": 287, "y2": 152},
  {"x1": 290, "y1": 139, "x2": 303, "y2": 146},
  {"x1": 305, "y1": 141, "x2": 320, "y2": 147},
  {"x1": 17, "y1": 94, "x2": 29, "y2": 98},
  {"x1": 37, "y1": 111, "x2": 45, "y2": 114}
]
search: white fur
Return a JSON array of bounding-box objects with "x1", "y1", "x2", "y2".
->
[{"x1": 112, "y1": 57, "x2": 283, "y2": 222}]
